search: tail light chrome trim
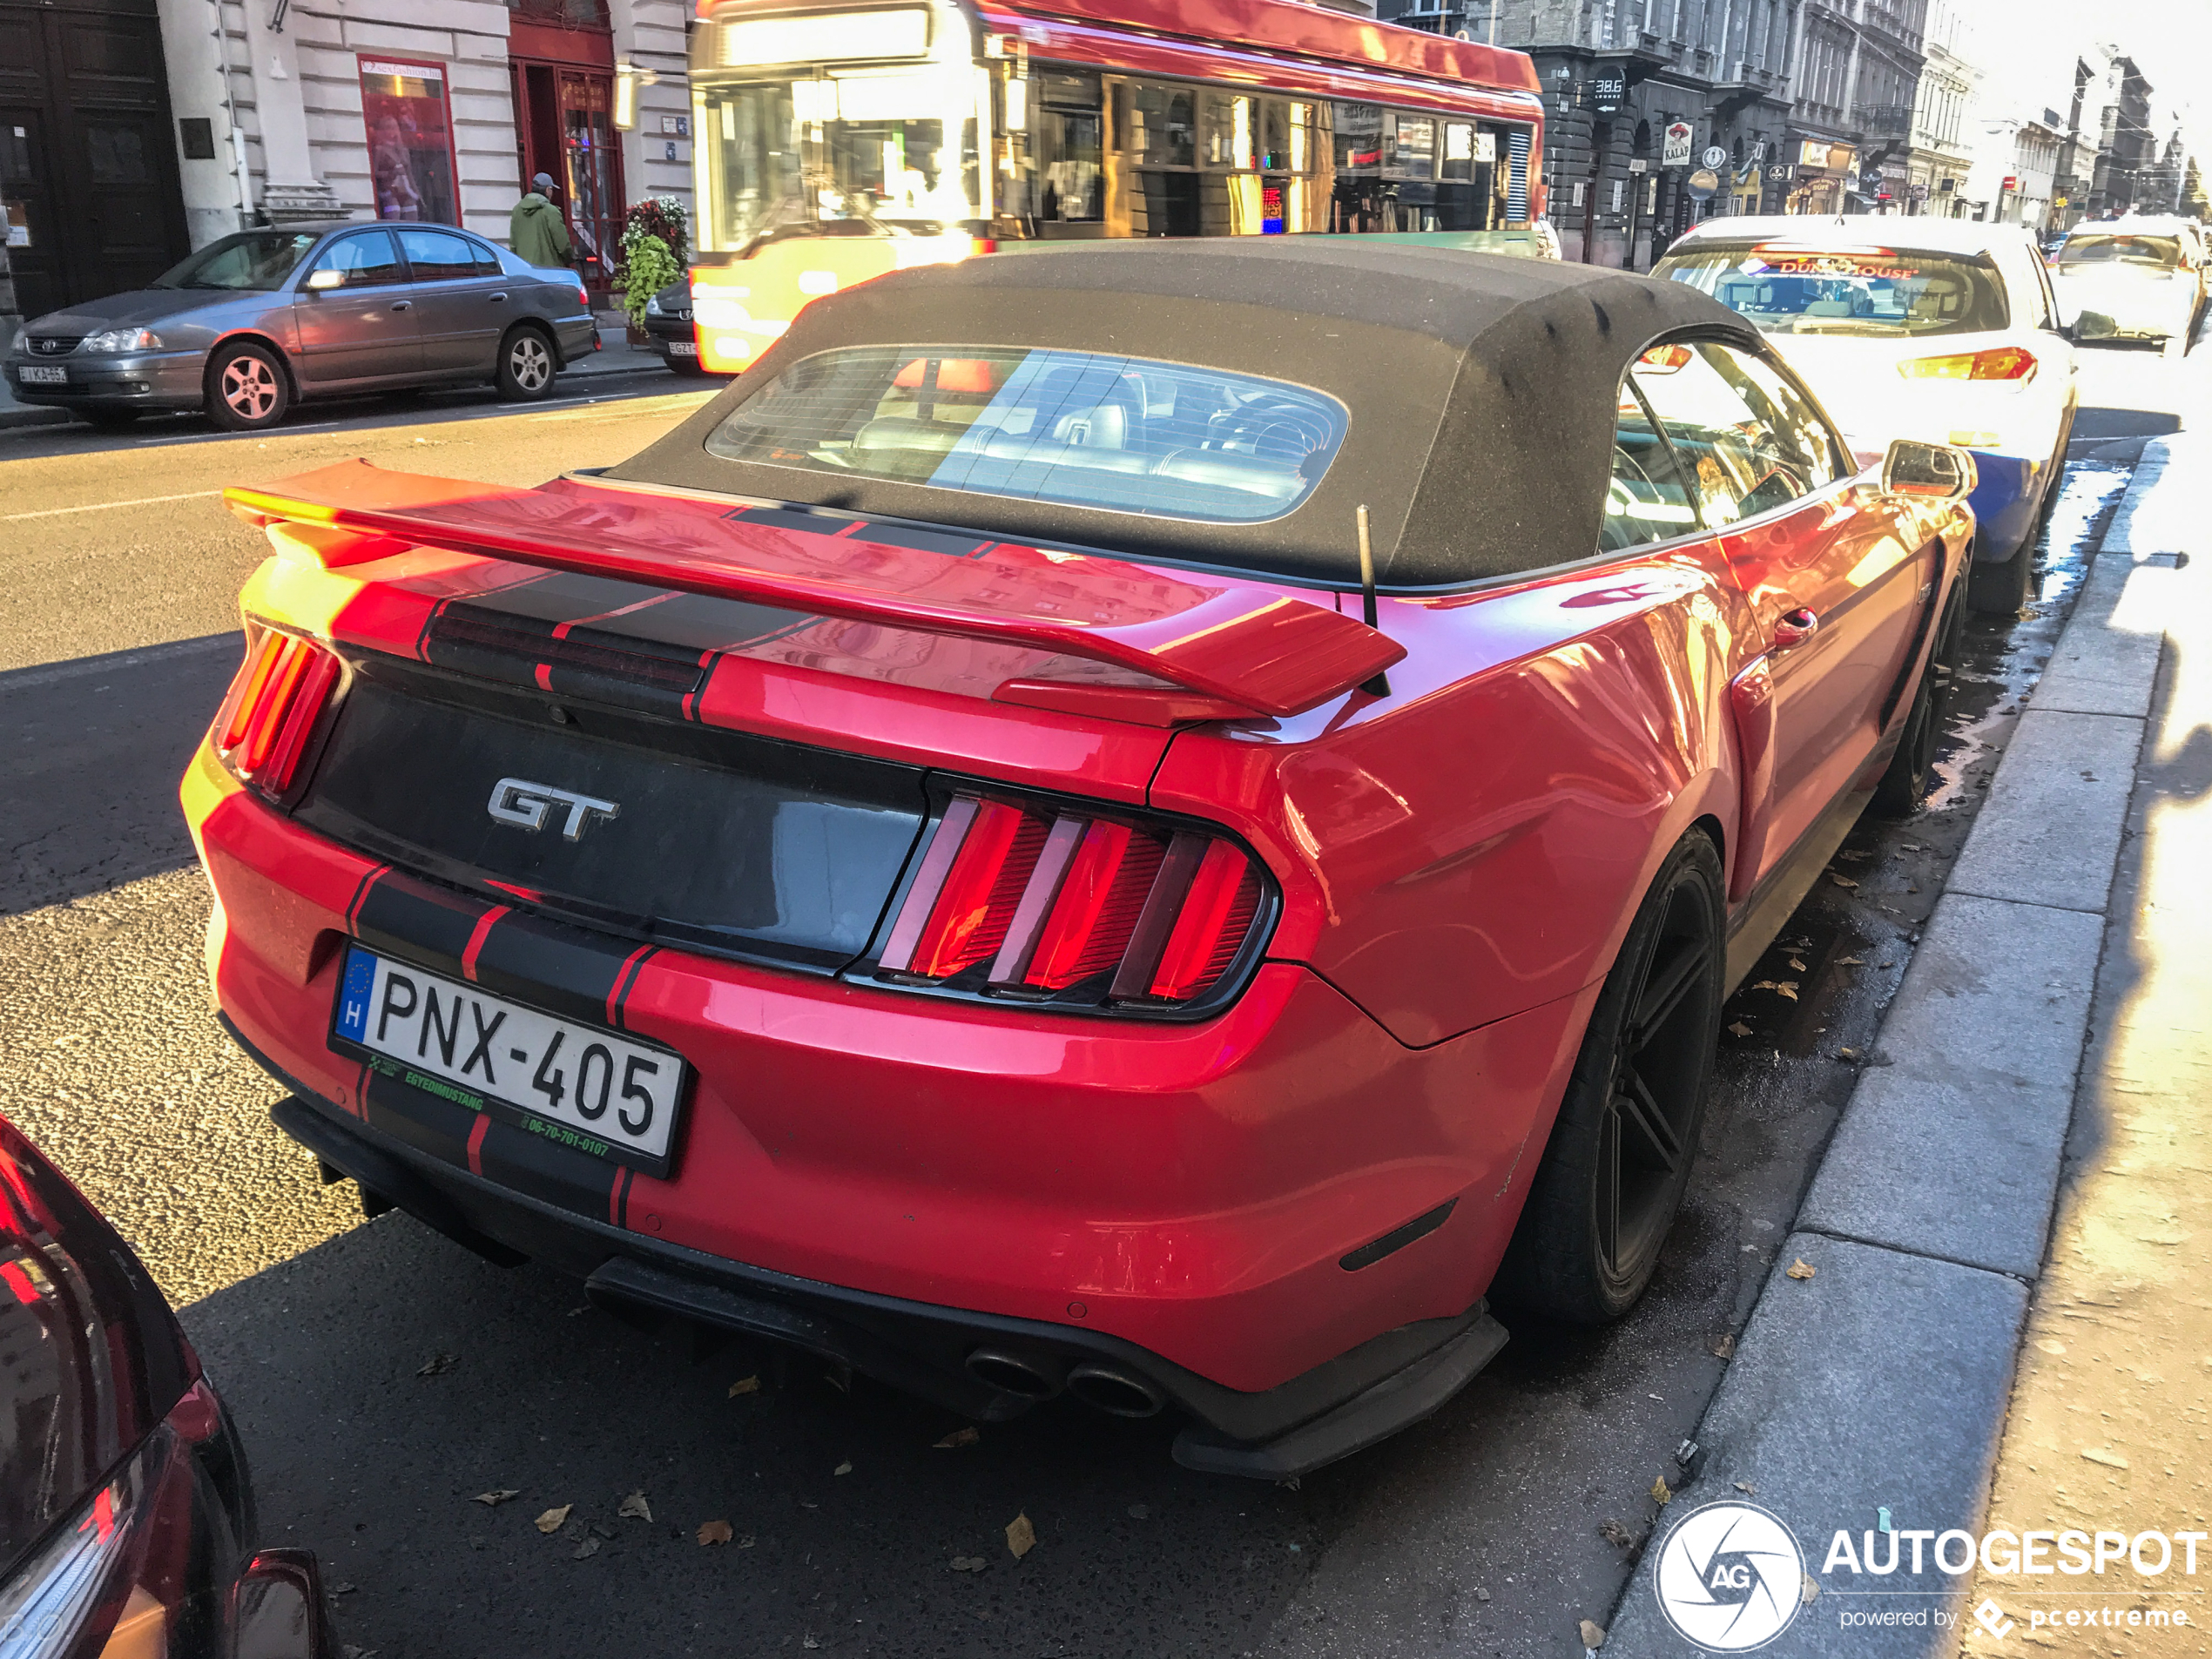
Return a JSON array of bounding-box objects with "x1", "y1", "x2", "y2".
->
[{"x1": 873, "y1": 790, "x2": 1276, "y2": 1018}]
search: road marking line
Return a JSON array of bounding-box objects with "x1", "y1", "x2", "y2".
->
[
  {"x1": 3, "y1": 489, "x2": 222, "y2": 522},
  {"x1": 135, "y1": 421, "x2": 339, "y2": 448},
  {"x1": 0, "y1": 632, "x2": 242, "y2": 691}
]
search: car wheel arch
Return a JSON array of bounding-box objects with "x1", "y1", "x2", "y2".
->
[{"x1": 204, "y1": 332, "x2": 300, "y2": 399}]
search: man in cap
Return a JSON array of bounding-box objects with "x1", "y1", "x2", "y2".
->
[{"x1": 510, "y1": 172, "x2": 573, "y2": 269}]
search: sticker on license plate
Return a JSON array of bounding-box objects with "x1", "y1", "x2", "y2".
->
[
  {"x1": 332, "y1": 946, "x2": 685, "y2": 1170},
  {"x1": 668, "y1": 341, "x2": 698, "y2": 356},
  {"x1": 19, "y1": 365, "x2": 66, "y2": 384}
]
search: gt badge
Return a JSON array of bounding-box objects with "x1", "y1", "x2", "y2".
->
[{"x1": 486, "y1": 777, "x2": 619, "y2": 841}]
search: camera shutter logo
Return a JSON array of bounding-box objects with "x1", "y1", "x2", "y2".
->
[{"x1": 1653, "y1": 1501, "x2": 1806, "y2": 1651}]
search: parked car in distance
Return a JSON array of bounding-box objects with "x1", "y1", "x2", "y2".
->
[
  {"x1": 643, "y1": 280, "x2": 713, "y2": 376},
  {"x1": 2, "y1": 222, "x2": 597, "y2": 432},
  {"x1": 192, "y1": 243, "x2": 1975, "y2": 1479},
  {"x1": 2049, "y1": 215, "x2": 2206, "y2": 351},
  {"x1": 1654, "y1": 215, "x2": 2078, "y2": 613},
  {"x1": 0, "y1": 1109, "x2": 337, "y2": 1658}
]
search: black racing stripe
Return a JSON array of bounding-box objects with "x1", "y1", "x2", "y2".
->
[
  {"x1": 725, "y1": 504, "x2": 859, "y2": 537},
  {"x1": 468, "y1": 906, "x2": 636, "y2": 1030},
  {"x1": 614, "y1": 1167, "x2": 634, "y2": 1229},
  {"x1": 342, "y1": 862, "x2": 389, "y2": 933},
  {"x1": 361, "y1": 1062, "x2": 475, "y2": 1170},
  {"x1": 607, "y1": 945, "x2": 658, "y2": 1033},
  {"x1": 845, "y1": 521, "x2": 995, "y2": 558},
  {"x1": 353, "y1": 872, "x2": 494, "y2": 981},
  {"x1": 475, "y1": 1117, "x2": 622, "y2": 1222}
]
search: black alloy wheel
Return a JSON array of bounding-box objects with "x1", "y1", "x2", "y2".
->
[
  {"x1": 1873, "y1": 583, "x2": 1966, "y2": 817},
  {"x1": 1494, "y1": 833, "x2": 1726, "y2": 1324}
]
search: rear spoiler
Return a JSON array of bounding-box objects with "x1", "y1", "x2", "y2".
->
[{"x1": 225, "y1": 461, "x2": 1403, "y2": 719}]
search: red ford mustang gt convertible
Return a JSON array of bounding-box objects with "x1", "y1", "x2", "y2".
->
[{"x1": 185, "y1": 244, "x2": 1973, "y2": 1477}]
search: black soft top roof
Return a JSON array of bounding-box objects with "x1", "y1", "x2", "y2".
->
[{"x1": 611, "y1": 239, "x2": 1760, "y2": 589}]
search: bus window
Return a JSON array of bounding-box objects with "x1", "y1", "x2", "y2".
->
[
  {"x1": 1033, "y1": 71, "x2": 1103, "y2": 222},
  {"x1": 1130, "y1": 82, "x2": 1195, "y2": 169}
]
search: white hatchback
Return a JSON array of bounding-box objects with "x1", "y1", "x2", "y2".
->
[
  {"x1": 1654, "y1": 217, "x2": 2078, "y2": 614},
  {"x1": 2050, "y1": 216, "x2": 2206, "y2": 349}
]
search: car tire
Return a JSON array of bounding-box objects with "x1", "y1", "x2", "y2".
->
[
  {"x1": 205, "y1": 343, "x2": 292, "y2": 432},
  {"x1": 495, "y1": 327, "x2": 558, "y2": 401},
  {"x1": 1492, "y1": 832, "x2": 1726, "y2": 1325},
  {"x1": 1872, "y1": 583, "x2": 1964, "y2": 819}
]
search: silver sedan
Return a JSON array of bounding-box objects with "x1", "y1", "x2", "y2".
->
[{"x1": 2, "y1": 222, "x2": 599, "y2": 431}]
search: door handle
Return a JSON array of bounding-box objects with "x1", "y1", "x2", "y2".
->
[
  {"x1": 488, "y1": 292, "x2": 508, "y2": 302},
  {"x1": 1773, "y1": 607, "x2": 1819, "y2": 649},
  {"x1": 389, "y1": 300, "x2": 413, "y2": 311}
]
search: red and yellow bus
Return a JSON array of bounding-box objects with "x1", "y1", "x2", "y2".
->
[{"x1": 686, "y1": 0, "x2": 1547, "y2": 373}]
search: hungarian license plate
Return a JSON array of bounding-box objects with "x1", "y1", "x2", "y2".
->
[
  {"x1": 332, "y1": 945, "x2": 685, "y2": 1172},
  {"x1": 667, "y1": 341, "x2": 698, "y2": 357},
  {"x1": 19, "y1": 365, "x2": 66, "y2": 384}
]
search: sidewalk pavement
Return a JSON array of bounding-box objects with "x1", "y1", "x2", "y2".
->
[
  {"x1": 0, "y1": 308, "x2": 678, "y2": 431},
  {"x1": 1606, "y1": 368, "x2": 2208, "y2": 1656}
]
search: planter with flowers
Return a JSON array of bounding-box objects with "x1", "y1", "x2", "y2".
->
[{"x1": 612, "y1": 197, "x2": 689, "y2": 342}]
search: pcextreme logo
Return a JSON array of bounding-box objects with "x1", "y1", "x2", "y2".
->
[{"x1": 1654, "y1": 1502, "x2": 1807, "y2": 1651}]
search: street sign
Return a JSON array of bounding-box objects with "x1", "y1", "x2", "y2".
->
[
  {"x1": 1591, "y1": 71, "x2": 1626, "y2": 113},
  {"x1": 1686, "y1": 167, "x2": 1719, "y2": 200},
  {"x1": 1910, "y1": 182, "x2": 1930, "y2": 201},
  {"x1": 1627, "y1": 158, "x2": 1649, "y2": 174},
  {"x1": 1702, "y1": 145, "x2": 1728, "y2": 169},
  {"x1": 1662, "y1": 122, "x2": 1692, "y2": 166},
  {"x1": 1766, "y1": 164, "x2": 1793, "y2": 181}
]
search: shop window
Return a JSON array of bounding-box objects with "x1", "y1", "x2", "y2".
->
[
  {"x1": 1033, "y1": 71, "x2": 1102, "y2": 221},
  {"x1": 1130, "y1": 82, "x2": 1195, "y2": 169}
]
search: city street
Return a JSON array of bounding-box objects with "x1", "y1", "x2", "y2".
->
[{"x1": 0, "y1": 332, "x2": 2190, "y2": 1657}]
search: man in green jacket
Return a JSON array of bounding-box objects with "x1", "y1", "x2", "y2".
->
[{"x1": 510, "y1": 173, "x2": 573, "y2": 269}]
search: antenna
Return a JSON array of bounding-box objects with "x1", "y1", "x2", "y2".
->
[{"x1": 1356, "y1": 504, "x2": 1391, "y2": 699}]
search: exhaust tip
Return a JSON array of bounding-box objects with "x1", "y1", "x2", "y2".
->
[
  {"x1": 965, "y1": 1348, "x2": 1062, "y2": 1400},
  {"x1": 1065, "y1": 1361, "x2": 1165, "y2": 1418}
]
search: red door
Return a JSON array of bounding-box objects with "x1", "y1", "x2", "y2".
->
[{"x1": 1631, "y1": 341, "x2": 1932, "y2": 898}]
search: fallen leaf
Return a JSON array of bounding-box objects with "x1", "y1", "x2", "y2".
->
[
  {"x1": 1837, "y1": 1047, "x2": 1859, "y2": 1061},
  {"x1": 618, "y1": 1490, "x2": 652, "y2": 1521},
  {"x1": 1650, "y1": 1474, "x2": 1672, "y2": 1506},
  {"x1": 802, "y1": 1636, "x2": 819, "y2": 1650},
  {"x1": 535, "y1": 1506, "x2": 572, "y2": 1534},
  {"x1": 1838, "y1": 849, "x2": 1871, "y2": 860},
  {"x1": 1750, "y1": 979, "x2": 1776, "y2": 991},
  {"x1": 416, "y1": 1353, "x2": 455, "y2": 1377},
  {"x1": 834, "y1": 1460, "x2": 853, "y2": 1477},
  {"x1": 738, "y1": 1533, "x2": 756, "y2": 1549},
  {"x1": 950, "y1": 1555, "x2": 988, "y2": 1573},
  {"x1": 728, "y1": 1375, "x2": 760, "y2": 1398},
  {"x1": 572, "y1": 1536, "x2": 601, "y2": 1560},
  {"x1": 1786, "y1": 1258, "x2": 1817, "y2": 1281},
  {"x1": 1838, "y1": 955, "x2": 1865, "y2": 967},
  {"x1": 1727, "y1": 1021, "x2": 1754, "y2": 1037},
  {"x1": 1006, "y1": 1512, "x2": 1036, "y2": 1560},
  {"x1": 934, "y1": 1427, "x2": 980, "y2": 1449},
  {"x1": 1710, "y1": 1334, "x2": 1737, "y2": 1359},
  {"x1": 472, "y1": 1489, "x2": 519, "y2": 1507},
  {"x1": 2080, "y1": 1447, "x2": 2130, "y2": 1469},
  {"x1": 1831, "y1": 874, "x2": 1858, "y2": 888},
  {"x1": 697, "y1": 1520, "x2": 733, "y2": 1547},
  {"x1": 1580, "y1": 1617, "x2": 1608, "y2": 1649},
  {"x1": 1734, "y1": 1480, "x2": 1757, "y2": 1496},
  {"x1": 1598, "y1": 1519, "x2": 1634, "y2": 1548},
  {"x1": 1772, "y1": 981, "x2": 1798, "y2": 1001}
]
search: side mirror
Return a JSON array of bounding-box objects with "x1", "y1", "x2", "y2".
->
[
  {"x1": 303, "y1": 268, "x2": 343, "y2": 292},
  {"x1": 1882, "y1": 438, "x2": 1977, "y2": 502}
]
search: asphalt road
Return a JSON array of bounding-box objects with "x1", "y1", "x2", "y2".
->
[{"x1": 0, "y1": 341, "x2": 2184, "y2": 1658}]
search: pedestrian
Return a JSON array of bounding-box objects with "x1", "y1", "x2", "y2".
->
[{"x1": 511, "y1": 172, "x2": 572, "y2": 270}]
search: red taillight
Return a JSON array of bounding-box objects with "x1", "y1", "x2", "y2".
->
[
  {"x1": 1898, "y1": 346, "x2": 2038, "y2": 382},
  {"x1": 215, "y1": 627, "x2": 341, "y2": 793},
  {"x1": 877, "y1": 795, "x2": 1267, "y2": 1008}
]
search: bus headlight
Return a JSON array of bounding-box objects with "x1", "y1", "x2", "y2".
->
[{"x1": 691, "y1": 294, "x2": 756, "y2": 329}]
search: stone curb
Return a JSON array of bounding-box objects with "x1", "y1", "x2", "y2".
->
[{"x1": 1600, "y1": 439, "x2": 2178, "y2": 1657}]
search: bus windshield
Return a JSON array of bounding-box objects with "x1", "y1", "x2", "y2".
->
[{"x1": 697, "y1": 68, "x2": 983, "y2": 253}]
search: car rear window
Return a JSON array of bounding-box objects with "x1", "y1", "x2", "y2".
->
[
  {"x1": 1652, "y1": 241, "x2": 2010, "y2": 337},
  {"x1": 702, "y1": 347, "x2": 1347, "y2": 524},
  {"x1": 2057, "y1": 233, "x2": 2182, "y2": 269}
]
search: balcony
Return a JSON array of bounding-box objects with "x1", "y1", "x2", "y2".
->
[{"x1": 1857, "y1": 103, "x2": 1915, "y2": 140}]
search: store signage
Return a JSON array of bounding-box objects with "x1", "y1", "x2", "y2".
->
[
  {"x1": 1702, "y1": 145, "x2": 1728, "y2": 169},
  {"x1": 1797, "y1": 139, "x2": 1855, "y2": 172},
  {"x1": 1662, "y1": 121, "x2": 1693, "y2": 166}
]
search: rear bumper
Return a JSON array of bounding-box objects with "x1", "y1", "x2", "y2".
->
[
  {"x1": 186, "y1": 743, "x2": 1582, "y2": 1428},
  {"x1": 248, "y1": 1051, "x2": 1503, "y2": 1474}
]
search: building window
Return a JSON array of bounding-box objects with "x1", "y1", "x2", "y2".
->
[{"x1": 359, "y1": 57, "x2": 460, "y2": 225}]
